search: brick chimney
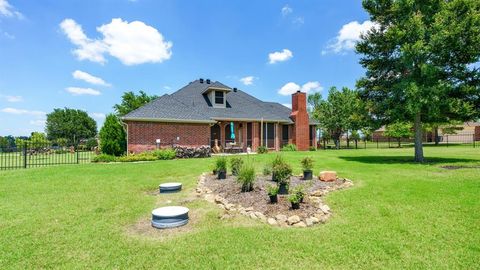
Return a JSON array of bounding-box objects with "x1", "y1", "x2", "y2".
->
[{"x1": 290, "y1": 91, "x2": 309, "y2": 151}]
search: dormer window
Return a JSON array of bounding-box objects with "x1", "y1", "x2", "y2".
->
[{"x1": 215, "y1": 91, "x2": 224, "y2": 104}]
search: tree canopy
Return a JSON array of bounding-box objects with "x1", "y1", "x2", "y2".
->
[
  {"x1": 45, "y1": 108, "x2": 97, "y2": 144},
  {"x1": 113, "y1": 91, "x2": 158, "y2": 116},
  {"x1": 356, "y1": 0, "x2": 480, "y2": 161},
  {"x1": 309, "y1": 87, "x2": 366, "y2": 148}
]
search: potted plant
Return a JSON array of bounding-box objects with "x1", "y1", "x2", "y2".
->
[
  {"x1": 230, "y1": 156, "x2": 244, "y2": 176},
  {"x1": 273, "y1": 162, "x2": 292, "y2": 194},
  {"x1": 271, "y1": 155, "x2": 285, "y2": 182},
  {"x1": 266, "y1": 184, "x2": 279, "y2": 203},
  {"x1": 237, "y1": 161, "x2": 255, "y2": 192},
  {"x1": 215, "y1": 156, "x2": 227, "y2": 179},
  {"x1": 301, "y1": 156, "x2": 314, "y2": 180},
  {"x1": 288, "y1": 193, "x2": 301, "y2": 209},
  {"x1": 292, "y1": 184, "x2": 306, "y2": 203}
]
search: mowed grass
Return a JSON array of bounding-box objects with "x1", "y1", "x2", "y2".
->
[{"x1": 1, "y1": 147, "x2": 479, "y2": 269}]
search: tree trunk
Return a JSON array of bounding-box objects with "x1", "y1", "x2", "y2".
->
[
  {"x1": 346, "y1": 131, "x2": 350, "y2": 148},
  {"x1": 398, "y1": 138, "x2": 401, "y2": 148},
  {"x1": 414, "y1": 113, "x2": 424, "y2": 162},
  {"x1": 434, "y1": 127, "x2": 439, "y2": 145}
]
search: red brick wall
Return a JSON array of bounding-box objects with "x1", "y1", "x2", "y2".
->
[
  {"x1": 475, "y1": 126, "x2": 480, "y2": 141},
  {"x1": 125, "y1": 121, "x2": 210, "y2": 153},
  {"x1": 290, "y1": 91, "x2": 310, "y2": 151}
]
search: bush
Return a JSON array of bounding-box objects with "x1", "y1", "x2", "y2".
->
[
  {"x1": 273, "y1": 162, "x2": 292, "y2": 184},
  {"x1": 237, "y1": 161, "x2": 255, "y2": 192},
  {"x1": 292, "y1": 184, "x2": 307, "y2": 201},
  {"x1": 266, "y1": 184, "x2": 279, "y2": 196},
  {"x1": 281, "y1": 143, "x2": 297, "y2": 151},
  {"x1": 215, "y1": 156, "x2": 228, "y2": 172},
  {"x1": 301, "y1": 156, "x2": 314, "y2": 171},
  {"x1": 152, "y1": 148, "x2": 176, "y2": 160},
  {"x1": 117, "y1": 152, "x2": 157, "y2": 162},
  {"x1": 288, "y1": 193, "x2": 301, "y2": 204},
  {"x1": 230, "y1": 157, "x2": 244, "y2": 176},
  {"x1": 309, "y1": 146, "x2": 317, "y2": 151},
  {"x1": 272, "y1": 154, "x2": 286, "y2": 168},
  {"x1": 86, "y1": 138, "x2": 98, "y2": 149},
  {"x1": 257, "y1": 145, "x2": 268, "y2": 154},
  {"x1": 99, "y1": 114, "x2": 126, "y2": 156},
  {"x1": 92, "y1": 154, "x2": 117, "y2": 163}
]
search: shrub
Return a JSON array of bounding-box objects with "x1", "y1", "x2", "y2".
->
[
  {"x1": 288, "y1": 193, "x2": 301, "y2": 204},
  {"x1": 237, "y1": 161, "x2": 255, "y2": 192},
  {"x1": 257, "y1": 145, "x2": 268, "y2": 154},
  {"x1": 273, "y1": 162, "x2": 292, "y2": 184},
  {"x1": 271, "y1": 154, "x2": 286, "y2": 168},
  {"x1": 99, "y1": 114, "x2": 126, "y2": 156},
  {"x1": 301, "y1": 156, "x2": 314, "y2": 171},
  {"x1": 92, "y1": 154, "x2": 117, "y2": 163},
  {"x1": 230, "y1": 157, "x2": 244, "y2": 176},
  {"x1": 266, "y1": 184, "x2": 279, "y2": 196},
  {"x1": 263, "y1": 165, "x2": 272, "y2": 176},
  {"x1": 215, "y1": 156, "x2": 228, "y2": 172},
  {"x1": 292, "y1": 184, "x2": 307, "y2": 201},
  {"x1": 117, "y1": 152, "x2": 157, "y2": 162},
  {"x1": 86, "y1": 138, "x2": 98, "y2": 149},
  {"x1": 281, "y1": 143, "x2": 297, "y2": 151},
  {"x1": 309, "y1": 146, "x2": 317, "y2": 151},
  {"x1": 152, "y1": 148, "x2": 176, "y2": 160}
]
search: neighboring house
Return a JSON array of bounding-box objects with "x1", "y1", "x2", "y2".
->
[{"x1": 122, "y1": 78, "x2": 318, "y2": 153}]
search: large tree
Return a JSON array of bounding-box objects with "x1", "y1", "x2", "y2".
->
[
  {"x1": 45, "y1": 108, "x2": 97, "y2": 144},
  {"x1": 113, "y1": 91, "x2": 158, "y2": 116},
  {"x1": 309, "y1": 87, "x2": 365, "y2": 149},
  {"x1": 356, "y1": 0, "x2": 480, "y2": 162}
]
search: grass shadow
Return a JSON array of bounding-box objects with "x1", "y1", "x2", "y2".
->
[{"x1": 338, "y1": 155, "x2": 478, "y2": 165}]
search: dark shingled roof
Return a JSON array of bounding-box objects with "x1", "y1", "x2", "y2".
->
[{"x1": 122, "y1": 79, "x2": 317, "y2": 124}]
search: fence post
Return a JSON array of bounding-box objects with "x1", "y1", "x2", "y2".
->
[
  {"x1": 376, "y1": 138, "x2": 379, "y2": 149},
  {"x1": 474, "y1": 134, "x2": 476, "y2": 148},
  {"x1": 446, "y1": 135, "x2": 449, "y2": 147},
  {"x1": 76, "y1": 145, "x2": 80, "y2": 164},
  {"x1": 23, "y1": 142, "x2": 27, "y2": 169}
]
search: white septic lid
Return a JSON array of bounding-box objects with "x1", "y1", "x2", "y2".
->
[
  {"x1": 159, "y1": 182, "x2": 182, "y2": 188},
  {"x1": 152, "y1": 206, "x2": 189, "y2": 217}
]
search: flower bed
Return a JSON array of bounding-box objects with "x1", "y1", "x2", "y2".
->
[{"x1": 196, "y1": 173, "x2": 353, "y2": 227}]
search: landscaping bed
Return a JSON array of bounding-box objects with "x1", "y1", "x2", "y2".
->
[{"x1": 197, "y1": 173, "x2": 353, "y2": 227}]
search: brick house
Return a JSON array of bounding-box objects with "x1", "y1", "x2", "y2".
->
[{"x1": 121, "y1": 78, "x2": 318, "y2": 153}]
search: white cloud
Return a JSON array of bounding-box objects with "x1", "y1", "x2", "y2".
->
[
  {"x1": 30, "y1": 119, "x2": 46, "y2": 126},
  {"x1": 281, "y1": 5, "x2": 292, "y2": 16},
  {"x1": 90, "y1": 112, "x2": 105, "y2": 119},
  {"x1": 240, "y1": 76, "x2": 255, "y2": 86},
  {"x1": 278, "y1": 81, "x2": 323, "y2": 96},
  {"x1": 0, "y1": 0, "x2": 23, "y2": 19},
  {"x1": 60, "y1": 18, "x2": 173, "y2": 65},
  {"x1": 72, "y1": 70, "x2": 111, "y2": 86},
  {"x1": 278, "y1": 82, "x2": 300, "y2": 95},
  {"x1": 292, "y1": 17, "x2": 304, "y2": 25},
  {"x1": 268, "y1": 49, "x2": 293, "y2": 64},
  {"x1": 5, "y1": 95, "x2": 22, "y2": 102},
  {"x1": 1, "y1": 107, "x2": 45, "y2": 116},
  {"x1": 323, "y1": 20, "x2": 379, "y2": 54},
  {"x1": 66, "y1": 87, "x2": 101, "y2": 96},
  {"x1": 282, "y1": 103, "x2": 292, "y2": 109}
]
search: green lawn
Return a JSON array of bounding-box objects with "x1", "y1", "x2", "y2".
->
[{"x1": 1, "y1": 147, "x2": 479, "y2": 269}]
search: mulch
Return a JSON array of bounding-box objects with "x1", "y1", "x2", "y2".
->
[{"x1": 203, "y1": 173, "x2": 345, "y2": 219}]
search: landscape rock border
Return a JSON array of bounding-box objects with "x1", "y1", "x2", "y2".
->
[{"x1": 196, "y1": 173, "x2": 353, "y2": 228}]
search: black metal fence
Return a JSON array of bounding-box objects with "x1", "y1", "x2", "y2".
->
[
  {"x1": 319, "y1": 134, "x2": 478, "y2": 150},
  {"x1": 0, "y1": 141, "x2": 95, "y2": 170}
]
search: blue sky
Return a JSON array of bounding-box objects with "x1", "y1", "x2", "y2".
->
[{"x1": 0, "y1": 0, "x2": 373, "y2": 136}]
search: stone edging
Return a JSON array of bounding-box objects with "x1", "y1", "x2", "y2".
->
[{"x1": 196, "y1": 173, "x2": 354, "y2": 228}]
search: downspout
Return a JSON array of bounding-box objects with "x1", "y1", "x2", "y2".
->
[{"x1": 121, "y1": 120, "x2": 129, "y2": 155}]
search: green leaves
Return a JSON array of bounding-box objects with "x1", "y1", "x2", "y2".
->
[
  {"x1": 99, "y1": 114, "x2": 126, "y2": 156},
  {"x1": 113, "y1": 91, "x2": 158, "y2": 116},
  {"x1": 45, "y1": 108, "x2": 97, "y2": 144}
]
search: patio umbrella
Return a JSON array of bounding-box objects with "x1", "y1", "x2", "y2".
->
[{"x1": 230, "y1": 122, "x2": 235, "y2": 140}]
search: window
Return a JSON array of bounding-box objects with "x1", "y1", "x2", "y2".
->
[{"x1": 214, "y1": 91, "x2": 224, "y2": 104}]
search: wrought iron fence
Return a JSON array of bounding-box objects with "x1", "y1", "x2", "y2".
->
[
  {"x1": 318, "y1": 134, "x2": 478, "y2": 150},
  {"x1": 0, "y1": 141, "x2": 95, "y2": 170}
]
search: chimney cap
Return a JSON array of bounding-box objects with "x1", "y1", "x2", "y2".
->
[
  {"x1": 233, "y1": 87, "x2": 237, "y2": 92},
  {"x1": 199, "y1": 78, "x2": 204, "y2": 83},
  {"x1": 296, "y1": 90, "x2": 301, "y2": 93},
  {"x1": 206, "y1": 79, "x2": 211, "y2": 84}
]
